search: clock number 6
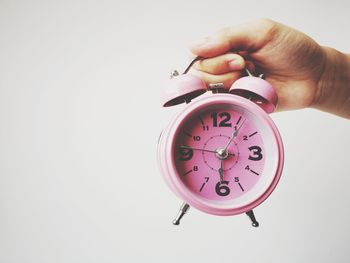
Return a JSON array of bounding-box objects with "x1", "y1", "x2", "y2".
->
[
  {"x1": 215, "y1": 181, "x2": 230, "y2": 196},
  {"x1": 248, "y1": 146, "x2": 263, "y2": 161}
]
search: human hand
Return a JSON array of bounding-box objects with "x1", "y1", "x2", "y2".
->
[{"x1": 189, "y1": 18, "x2": 350, "y2": 118}]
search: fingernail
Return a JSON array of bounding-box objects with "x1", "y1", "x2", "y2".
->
[{"x1": 228, "y1": 59, "x2": 244, "y2": 70}]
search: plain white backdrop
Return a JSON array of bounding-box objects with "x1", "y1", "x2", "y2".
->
[{"x1": 0, "y1": 0, "x2": 350, "y2": 262}]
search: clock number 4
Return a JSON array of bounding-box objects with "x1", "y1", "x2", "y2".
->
[
  {"x1": 210, "y1": 112, "x2": 232, "y2": 127},
  {"x1": 248, "y1": 146, "x2": 263, "y2": 161}
]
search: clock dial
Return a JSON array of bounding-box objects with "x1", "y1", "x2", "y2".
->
[{"x1": 174, "y1": 104, "x2": 265, "y2": 202}]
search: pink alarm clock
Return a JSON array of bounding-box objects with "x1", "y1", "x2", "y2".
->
[{"x1": 157, "y1": 58, "x2": 284, "y2": 227}]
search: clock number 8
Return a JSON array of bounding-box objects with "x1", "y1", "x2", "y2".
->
[{"x1": 215, "y1": 181, "x2": 230, "y2": 196}]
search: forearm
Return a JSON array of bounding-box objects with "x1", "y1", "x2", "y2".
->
[{"x1": 314, "y1": 47, "x2": 350, "y2": 119}]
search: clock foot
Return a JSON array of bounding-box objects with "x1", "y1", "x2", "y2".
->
[
  {"x1": 246, "y1": 210, "x2": 259, "y2": 227},
  {"x1": 172, "y1": 203, "x2": 190, "y2": 225}
]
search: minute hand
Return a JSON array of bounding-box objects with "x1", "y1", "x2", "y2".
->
[
  {"x1": 224, "y1": 119, "x2": 246, "y2": 151},
  {"x1": 180, "y1": 145, "x2": 217, "y2": 154},
  {"x1": 180, "y1": 145, "x2": 235, "y2": 156}
]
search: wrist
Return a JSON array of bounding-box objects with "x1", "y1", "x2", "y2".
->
[{"x1": 314, "y1": 47, "x2": 350, "y2": 118}]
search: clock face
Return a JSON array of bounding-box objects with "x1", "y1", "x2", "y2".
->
[
  {"x1": 164, "y1": 96, "x2": 283, "y2": 214},
  {"x1": 174, "y1": 105, "x2": 265, "y2": 201}
]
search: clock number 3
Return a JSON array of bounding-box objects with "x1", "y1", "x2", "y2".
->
[{"x1": 248, "y1": 146, "x2": 263, "y2": 161}]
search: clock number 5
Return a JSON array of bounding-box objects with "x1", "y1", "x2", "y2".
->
[
  {"x1": 210, "y1": 112, "x2": 232, "y2": 127},
  {"x1": 248, "y1": 146, "x2": 263, "y2": 161},
  {"x1": 215, "y1": 181, "x2": 230, "y2": 196}
]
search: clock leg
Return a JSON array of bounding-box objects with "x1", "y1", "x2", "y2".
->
[
  {"x1": 246, "y1": 210, "x2": 259, "y2": 227},
  {"x1": 172, "y1": 202, "x2": 190, "y2": 225}
]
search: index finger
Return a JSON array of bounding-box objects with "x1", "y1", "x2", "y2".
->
[{"x1": 189, "y1": 18, "x2": 276, "y2": 58}]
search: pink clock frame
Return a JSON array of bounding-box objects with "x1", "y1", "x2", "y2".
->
[{"x1": 158, "y1": 93, "x2": 284, "y2": 216}]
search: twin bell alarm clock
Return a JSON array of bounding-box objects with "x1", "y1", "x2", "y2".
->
[{"x1": 157, "y1": 57, "x2": 284, "y2": 227}]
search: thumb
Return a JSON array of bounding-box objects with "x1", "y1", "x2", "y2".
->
[{"x1": 189, "y1": 18, "x2": 276, "y2": 58}]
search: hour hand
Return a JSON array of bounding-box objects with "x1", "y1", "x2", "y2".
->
[{"x1": 218, "y1": 159, "x2": 224, "y2": 183}]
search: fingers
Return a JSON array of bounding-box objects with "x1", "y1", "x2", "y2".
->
[
  {"x1": 194, "y1": 53, "x2": 245, "y2": 74},
  {"x1": 190, "y1": 53, "x2": 252, "y2": 89},
  {"x1": 189, "y1": 18, "x2": 277, "y2": 58},
  {"x1": 190, "y1": 69, "x2": 243, "y2": 89}
]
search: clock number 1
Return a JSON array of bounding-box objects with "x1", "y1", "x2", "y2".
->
[{"x1": 210, "y1": 112, "x2": 232, "y2": 127}]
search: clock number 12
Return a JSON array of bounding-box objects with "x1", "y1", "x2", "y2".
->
[{"x1": 210, "y1": 112, "x2": 232, "y2": 127}]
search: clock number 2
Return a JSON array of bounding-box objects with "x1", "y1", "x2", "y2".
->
[
  {"x1": 215, "y1": 181, "x2": 230, "y2": 196},
  {"x1": 210, "y1": 112, "x2": 232, "y2": 127},
  {"x1": 248, "y1": 146, "x2": 263, "y2": 161}
]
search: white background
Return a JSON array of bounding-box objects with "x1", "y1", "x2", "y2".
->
[{"x1": 1, "y1": 0, "x2": 350, "y2": 262}]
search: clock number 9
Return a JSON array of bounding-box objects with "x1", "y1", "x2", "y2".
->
[
  {"x1": 215, "y1": 181, "x2": 230, "y2": 196},
  {"x1": 248, "y1": 146, "x2": 263, "y2": 161},
  {"x1": 179, "y1": 147, "x2": 193, "y2": 161}
]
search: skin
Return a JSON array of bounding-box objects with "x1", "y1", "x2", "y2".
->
[{"x1": 189, "y1": 18, "x2": 350, "y2": 119}]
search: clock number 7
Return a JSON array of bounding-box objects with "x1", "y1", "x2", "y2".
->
[{"x1": 199, "y1": 177, "x2": 209, "y2": 192}]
